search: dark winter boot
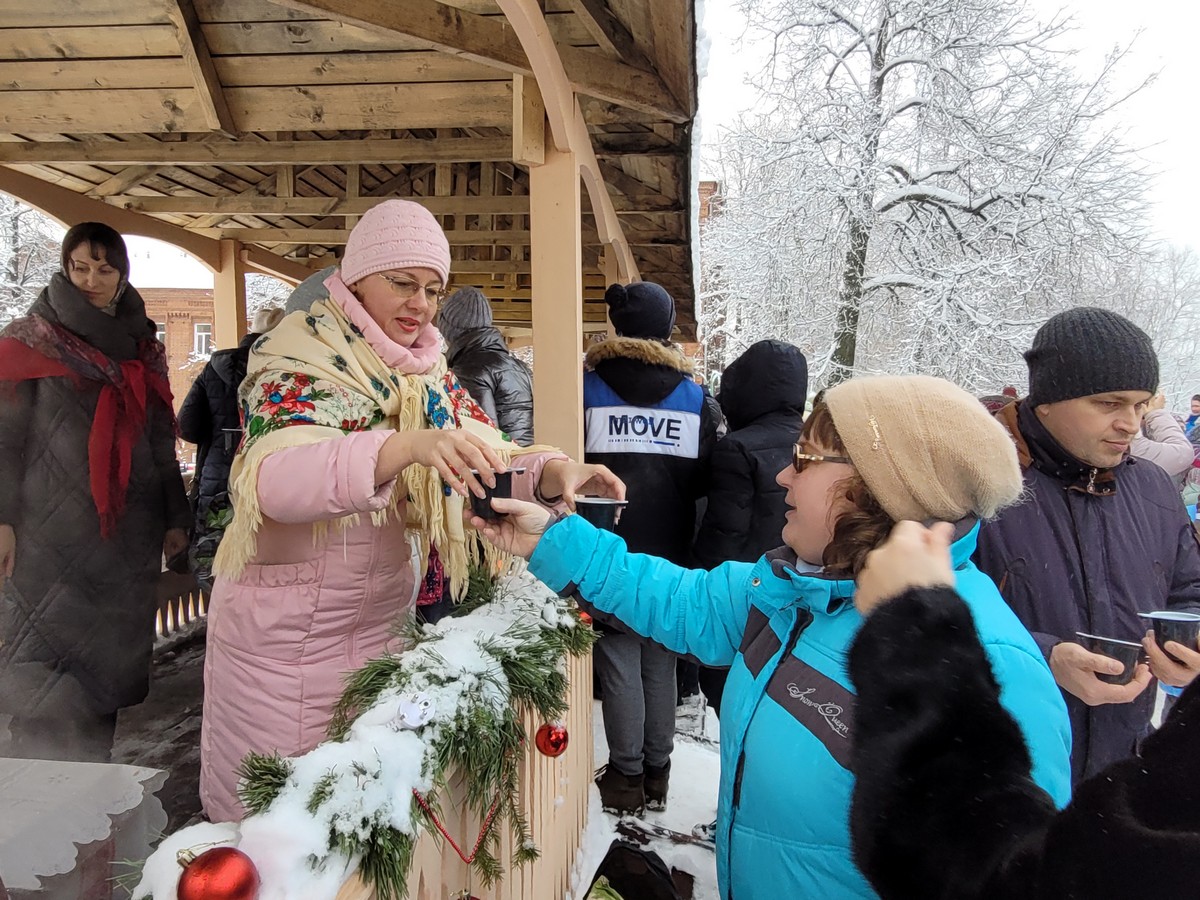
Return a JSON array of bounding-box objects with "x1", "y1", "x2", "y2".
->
[
  {"x1": 644, "y1": 761, "x2": 670, "y2": 811},
  {"x1": 596, "y1": 765, "x2": 645, "y2": 816}
]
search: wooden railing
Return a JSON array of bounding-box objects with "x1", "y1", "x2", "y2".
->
[
  {"x1": 149, "y1": 567, "x2": 596, "y2": 899},
  {"x1": 336, "y1": 652, "x2": 594, "y2": 900},
  {"x1": 153, "y1": 570, "x2": 208, "y2": 641}
]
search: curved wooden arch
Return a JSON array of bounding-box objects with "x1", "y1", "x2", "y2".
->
[
  {"x1": 496, "y1": 0, "x2": 639, "y2": 284},
  {"x1": 0, "y1": 165, "x2": 316, "y2": 285},
  {"x1": 0, "y1": 166, "x2": 219, "y2": 271}
]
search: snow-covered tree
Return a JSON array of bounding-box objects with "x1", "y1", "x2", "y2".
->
[
  {"x1": 1076, "y1": 244, "x2": 1200, "y2": 407},
  {"x1": 702, "y1": 0, "x2": 1154, "y2": 389},
  {"x1": 246, "y1": 273, "x2": 291, "y2": 317},
  {"x1": 0, "y1": 196, "x2": 60, "y2": 327}
]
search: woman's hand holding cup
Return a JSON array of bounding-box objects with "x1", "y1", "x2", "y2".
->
[
  {"x1": 538, "y1": 460, "x2": 625, "y2": 510},
  {"x1": 469, "y1": 498, "x2": 552, "y2": 559},
  {"x1": 382, "y1": 429, "x2": 508, "y2": 498}
]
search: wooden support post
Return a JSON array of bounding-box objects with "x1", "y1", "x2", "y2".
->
[
  {"x1": 215, "y1": 239, "x2": 247, "y2": 349},
  {"x1": 530, "y1": 122, "x2": 583, "y2": 459}
]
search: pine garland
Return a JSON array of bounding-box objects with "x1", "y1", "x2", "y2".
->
[{"x1": 230, "y1": 564, "x2": 596, "y2": 899}]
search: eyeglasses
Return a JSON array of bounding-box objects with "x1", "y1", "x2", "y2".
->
[
  {"x1": 376, "y1": 273, "x2": 448, "y2": 304},
  {"x1": 792, "y1": 444, "x2": 852, "y2": 474}
]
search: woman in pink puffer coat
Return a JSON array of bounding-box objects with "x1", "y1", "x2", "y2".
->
[{"x1": 200, "y1": 200, "x2": 622, "y2": 821}]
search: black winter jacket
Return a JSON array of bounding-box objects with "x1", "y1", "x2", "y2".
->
[
  {"x1": 850, "y1": 584, "x2": 1200, "y2": 900},
  {"x1": 975, "y1": 401, "x2": 1200, "y2": 782},
  {"x1": 582, "y1": 337, "x2": 720, "y2": 567},
  {"x1": 0, "y1": 280, "x2": 190, "y2": 717},
  {"x1": 446, "y1": 327, "x2": 534, "y2": 445},
  {"x1": 694, "y1": 340, "x2": 806, "y2": 567},
  {"x1": 179, "y1": 332, "x2": 257, "y2": 512}
]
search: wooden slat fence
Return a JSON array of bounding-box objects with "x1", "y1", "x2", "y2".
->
[{"x1": 336, "y1": 652, "x2": 594, "y2": 900}]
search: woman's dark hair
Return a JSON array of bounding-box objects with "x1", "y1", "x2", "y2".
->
[
  {"x1": 61, "y1": 222, "x2": 129, "y2": 280},
  {"x1": 800, "y1": 401, "x2": 893, "y2": 577},
  {"x1": 1193, "y1": 394, "x2": 1200, "y2": 403}
]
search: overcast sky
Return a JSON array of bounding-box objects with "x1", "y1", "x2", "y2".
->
[{"x1": 697, "y1": 0, "x2": 1200, "y2": 253}]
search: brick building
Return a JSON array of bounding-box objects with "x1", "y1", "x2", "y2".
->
[
  {"x1": 141, "y1": 288, "x2": 218, "y2": 469},
  {"x1": 699, "y1": 180, "x2": 722, "y2": 222},
  {"x1": 141, "y1": 287, "x2": 216, "y2": 413}
]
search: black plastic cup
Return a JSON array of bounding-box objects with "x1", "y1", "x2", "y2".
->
[
  {"x1": 573, "y1": 497, "x2": 628, "y2": 531},
  {"x1": 1075, "y1": 632, "x2": 1143, "y2": 685},
  {"x1": 1138, "y1": 611, "x2": 1200, "y2": 665},
  {"x1": 468, "y1": 467, "x2": 526, "y2": 520}
]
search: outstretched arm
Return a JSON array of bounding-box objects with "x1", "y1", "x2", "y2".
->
[{"x1": 475, "y1": 500, "x2": 753, "y2": 666}]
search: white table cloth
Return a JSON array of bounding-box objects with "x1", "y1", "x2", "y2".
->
[{"x1": 0, "y1": 758, "x2": 166, "y2": 898}]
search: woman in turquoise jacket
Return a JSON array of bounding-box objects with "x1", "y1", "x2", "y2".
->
[{"x1": 476, "y1": 375, "x2": 1072, "y2": 900}]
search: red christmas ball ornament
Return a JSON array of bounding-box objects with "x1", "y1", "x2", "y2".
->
[
  {"x1": 577, "y1": 609, "x2": 593, "y2": 626},
  {"x1": 176, "y1": 846, "x2": 261, "y2": 900},
  {"x1": 535, "y1": 721, "x2": 569, "y2": 758}
]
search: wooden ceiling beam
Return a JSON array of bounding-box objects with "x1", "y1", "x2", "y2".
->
[
  {"x1": 188, "y1": 163, "x2": 321, "y2": 229},
  {"x1": 166, "y1": 0, "x2": 237, "y2": 134},
  {"x1": 240, "y1": 245, "x2": 316, "y2": 283},
  {"x1": 200, "y1": 227, "x2": 536, "y2": 244},
  {"x1": 563, "y1": 0, "x2": 651, "y2": 69},
  {"x1": 582, "y1": 192, "x2": 681, "y2": 213},
  {"x1": 115, "y1": 194, "x2": 531, "y2": 215},
  {"x1": 87, "y1": 165, "x2": 166, "y2": 199},
  {"x1": 271, "y1": 0, "x2": 685, "y2": 123},
  {"x1": 0, "y1": 83, "x2": 514, "y2": 133},
  {"x1": 0, "y1": 137, "x2": 514, "y2": 166}
]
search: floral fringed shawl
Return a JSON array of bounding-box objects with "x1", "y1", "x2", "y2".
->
[{"x1": 213, "y1": 294, "x2": 557, "y2": 599}]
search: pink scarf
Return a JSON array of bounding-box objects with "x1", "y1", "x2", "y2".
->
[{"x1": 323, "y1": 272, "x2": 443, "y2": 374}]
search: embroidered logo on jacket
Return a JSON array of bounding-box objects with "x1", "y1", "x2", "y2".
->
[
  {"x1": 766, "y1": 656, "x2": 856, "y2": 768},
  {"x1": 785, "y1": 685, "x2": 850, "y2": 739}
]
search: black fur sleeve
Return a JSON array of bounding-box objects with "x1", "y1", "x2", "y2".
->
[{"x1": 847, "y1": 586, "x2": 1056, "y2": 900}]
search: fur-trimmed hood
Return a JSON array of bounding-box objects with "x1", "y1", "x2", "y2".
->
[
  {"x1": 585, "y1": 337, "x2": 694, "y2": 407},
  {"x1": 585, "y1": 336, "x2": 694, "y2": 373}
]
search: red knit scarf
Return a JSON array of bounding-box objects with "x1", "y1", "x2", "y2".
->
[{"x1": 0, "y1": 319, "x2": 175, "y2": 537}]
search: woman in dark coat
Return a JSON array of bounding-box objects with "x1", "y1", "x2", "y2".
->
[
  {"x1": 0, "y1": 222, "x2": 189, "y2": 762},
  {"x1": 850, "y1": 521, "x2": 1200, "y2": 900},
  {"x1": 179, "y1": 306, "x2": 283, "y2": 589}
]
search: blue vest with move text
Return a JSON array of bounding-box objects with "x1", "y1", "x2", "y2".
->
[{"x1": 583, "y1": 370, "x2": 704, "y2": 459}]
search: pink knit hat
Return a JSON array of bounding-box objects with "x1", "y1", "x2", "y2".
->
[{"x1": 340, "y1": 199, "x2": 451, "y2": 286}]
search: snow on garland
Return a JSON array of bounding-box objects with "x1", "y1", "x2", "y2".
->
[{"x1": 134, "y1": 565, "x2": 596, "y2": 900}]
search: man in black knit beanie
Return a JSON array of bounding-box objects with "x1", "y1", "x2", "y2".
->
[{"x1": 976, "y1": 307, "x2": 1200, "y2": 783}]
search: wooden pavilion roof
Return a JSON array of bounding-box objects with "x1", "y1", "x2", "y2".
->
[{"x1": 0, "y1": 0, "x2": 698, "y2": 337}]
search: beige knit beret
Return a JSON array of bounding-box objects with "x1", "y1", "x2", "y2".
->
[{"x1": 823, "y1": 374, "x2": 1022, "y2": 522}]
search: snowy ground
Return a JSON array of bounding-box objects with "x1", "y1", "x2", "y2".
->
[{"x1": 568, "y1": 700, "x2": 723, "y2": 900}]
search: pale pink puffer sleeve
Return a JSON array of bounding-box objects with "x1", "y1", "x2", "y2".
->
[
  {"x1": 511, "y1": 450, "x2": 570, "y2": 509},
  {"x1": 257, "y1": 430, "x2": 397, "y2": 524}
]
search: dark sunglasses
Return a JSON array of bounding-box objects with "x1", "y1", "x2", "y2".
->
[{"x1": 792, "y1": 443, "x2": 852, "y2": 474}]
